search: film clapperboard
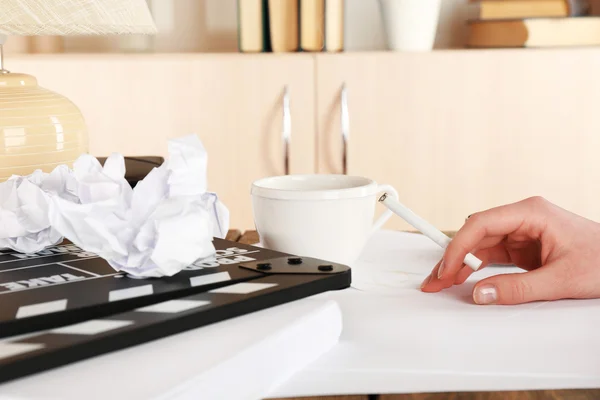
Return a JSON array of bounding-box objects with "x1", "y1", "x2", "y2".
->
[{"x1": 0, "y1": 238, "x2": 351, "y2": 384}]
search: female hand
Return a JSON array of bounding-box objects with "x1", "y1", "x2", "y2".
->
[{"x1": 420, "y1": 196, "x2": 600, "y2": 305}]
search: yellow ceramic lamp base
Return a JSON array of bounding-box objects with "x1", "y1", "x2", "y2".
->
[{"x1": 0, "y1": 72, "x2": 88, "y2": 181}]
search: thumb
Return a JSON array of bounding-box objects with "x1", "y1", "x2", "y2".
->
[{"x1": 472, "y1": 266, "x2": 563, "y2": 305}]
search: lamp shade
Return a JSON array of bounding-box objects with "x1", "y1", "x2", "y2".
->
[{"x1": 0, "y1": 0, "x2": 157, "y2": 35}]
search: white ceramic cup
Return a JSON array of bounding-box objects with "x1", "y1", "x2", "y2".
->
[
  {"x1": 378, "y1": 0, "x2": 442, "y2": 51},
  {"x1": 250, "y1": 174, "x2": 398, "y2": 265}
]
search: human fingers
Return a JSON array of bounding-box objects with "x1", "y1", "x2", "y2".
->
[
  {"x1": 453, "y1": 264, "x2": 474, "y2": 285},
  {"x1": 421, "y1": 236, "x2": 506, "y2": 290},
  {"x1": 420, "y1": 260, "x2": 453, "y2": 293},
  {"x1": 439, "y1": 197, "x2": 548, "y2": 282},
  {"x1": 422, "y1": 245, "x2": 511, "y2": 292},
  {"x1": 472, "y1": 263, "x2": 564, "y2": 305},
  {"x1": 453, "y1": 245, "x2": 512, "y2": 285},
  {"x1": 452, "y1": 241, "x2": 542, "y2": 286}
]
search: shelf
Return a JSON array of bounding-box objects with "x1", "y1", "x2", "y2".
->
[
  {"x1": 6, "y1": 46, "x2": 600, "y2": 61},
  {"x1": 5, "y1": 52, "x2": 314, "y2": 61}
]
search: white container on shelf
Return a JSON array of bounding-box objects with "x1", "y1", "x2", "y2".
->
[{"x1": 378, "y1": 0, "x2": 442, "y2": 51}]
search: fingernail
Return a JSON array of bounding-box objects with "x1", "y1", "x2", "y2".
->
[
  {"x1": 420, "y1": 274, "x2": 432, "y2": 289},
  {"x1": 437, "y1": 260, "x2": 445, "y2": 279},
  {"x1": 474, "y1": 284, "x2": 497, "y2": 305}
]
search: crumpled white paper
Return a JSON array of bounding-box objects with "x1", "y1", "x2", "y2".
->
[
  {"x1": 0, "y1": 166, "x2": 78, "y2": 254},
  {"x1": 0, "y1": 134, "x2": 229, "y2": 278}
]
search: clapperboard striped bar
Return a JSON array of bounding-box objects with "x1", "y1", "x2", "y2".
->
[
  {"x1": 0, "y1": 238, "x2": 351, "y2": 383},
  {"x1": 0, "y1": 239, "x2": 285, "y2": 337}
]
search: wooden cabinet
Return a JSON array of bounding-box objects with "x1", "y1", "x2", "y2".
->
[
  {"x1": 315, "y1": 50, "x2": 600, "y2": 231},
  {"x1": 9, "y1": 54, "x2": 316, "y2": 231},
  {"x1": 8, "y1": 49, "x2": 600, "y2": 233}
]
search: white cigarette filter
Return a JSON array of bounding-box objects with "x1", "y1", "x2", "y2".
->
[{"x1": 378, "y1": 193, "x2": 482, "y2": 271}]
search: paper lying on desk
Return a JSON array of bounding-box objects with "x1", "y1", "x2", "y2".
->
[
  {"x1": 0, "y1": 134, "x2": 229, "y2": 278},
  {"x1": 271, "y1": 230, "x2": 600, "y2": 398},
  {"x1": 351, "y1": 230, "x2": 523, "y2": 294}
]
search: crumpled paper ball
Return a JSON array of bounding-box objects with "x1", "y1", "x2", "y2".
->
[
  {"x1": 0, "y1": 166, "x2": 78, "y2": 253},
  {"x1": 0, "y1": 134, "x2": 229, "y2": 278}
]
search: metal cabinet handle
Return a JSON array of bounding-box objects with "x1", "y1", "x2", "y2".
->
[
  {"x1": 282, "y1": 85, "x2": 291, "y2": 175},
  {"x1": 340, "y1": 83, "x2": 349, "y2": 175}
]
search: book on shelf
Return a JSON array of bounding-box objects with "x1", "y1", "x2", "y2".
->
[
  {"x1": 325, "y1": 0, "x2": 344, "y2": 52},
  {"x1": 238, "y1": 0, "x2": 270, "y2": 53},
  {"x1": 588, "y1": 0, "x2": 600, "y2": 14},
  {"x1": 237, "y1": 0, "x2": 344, "y2": 53},
  {"x1": 469, "y1": 0, "x2": 589, "y2": 19},
  {"x1": 467, "y1": 16, "x2": 600, "y2": 47},
  {"x1": 299, "y1": 0, "x2": 344, "y2": 52},
  {"x1": 268, "y1": 0, "x2": 299, "y2": 52},
  {"x1": 466, "y1": 0, "x2": 600, "y2": 48},
  {"x1": 300, "y1": 0, "x2": 325, "y2": 51}
]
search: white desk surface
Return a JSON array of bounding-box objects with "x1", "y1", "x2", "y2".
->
[
  {"x1": 271, "y1": 230, "x2": 600, "y2": 397},
  {"x1": 2, "y1": 230, "x2": 600, "y2": 399},
  {"x1": 272, "y1": 288, "x2": 600, "y2": 397}
]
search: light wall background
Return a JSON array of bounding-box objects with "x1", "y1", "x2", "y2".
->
[{"x1": 4, "y1": 0, "x2": 470, "y2": 53}]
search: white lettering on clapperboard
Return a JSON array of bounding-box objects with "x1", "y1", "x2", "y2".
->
[
  {"x1": 184, "y1": 247, "x2": 256, "y2": 270},
  {"x1": 1, "y1": 246, "x2": 260, "y2": 291},
  {"x1": 9, "y1": 245, "x2": 94, "y2": 259},
  {"x1": 0, "y1": 273, "x2": 86, "y2": 291}
]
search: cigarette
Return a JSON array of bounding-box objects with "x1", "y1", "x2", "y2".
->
[{"x1": 378, "y1": 193, "x2": 482, "y2": 271}]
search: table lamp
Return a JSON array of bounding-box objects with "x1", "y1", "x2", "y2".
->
[{"x1": 0, "y1": 0, "x2": 157, "y2": 181}]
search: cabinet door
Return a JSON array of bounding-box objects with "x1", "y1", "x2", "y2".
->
[
  {"x1": 10, "y1": 54, "x2": 316, "y2": 231},
  {"x1": 316, "y1": 51, "x2": 600, "y2": 231}
]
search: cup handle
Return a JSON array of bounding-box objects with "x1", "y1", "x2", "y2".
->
[{"x1": 370, "y1": 184, "x2": 399, "y2": 236}]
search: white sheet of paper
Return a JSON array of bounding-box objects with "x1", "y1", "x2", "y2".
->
[
  {"x1": 350, "y1": 230, "x2": 524, "y2": 294},
  {"x1": 0, "y1": 298, "x2": 342, "y2": 400},
  {"x1": 269, "y1": 230, "x2": 600, "y2": 397}
]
